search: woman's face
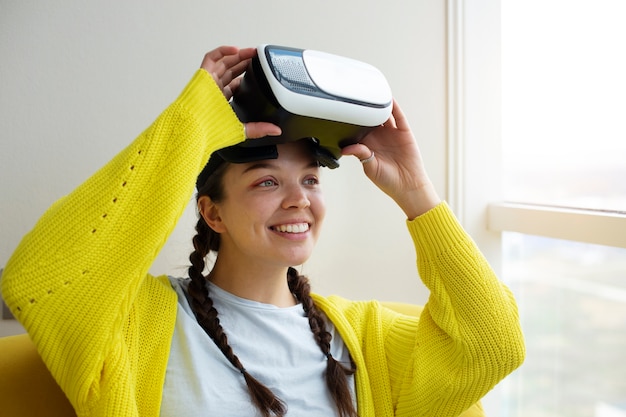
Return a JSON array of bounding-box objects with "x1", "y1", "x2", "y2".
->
[{"x1": 203, "y1": 141, "x2": 326, "y2": 269}]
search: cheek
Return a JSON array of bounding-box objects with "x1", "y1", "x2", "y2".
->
[
  {"x1": 224, "y1": 199, "x2": 273, "y2": 232},
  {"x1": 311, "y1": 193, "x2": 326, "y2": 224}
]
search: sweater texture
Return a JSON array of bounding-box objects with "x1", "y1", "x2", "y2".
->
[{"x1": 2, "y1": 69, "x2": 525, "y2": 417}]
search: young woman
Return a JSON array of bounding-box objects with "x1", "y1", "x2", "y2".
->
[{"x1": 1, "y1": 46, "x2": 525, "y2": 417}]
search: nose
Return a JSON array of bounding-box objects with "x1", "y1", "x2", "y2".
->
[{"x1": 282, "y1": 183, "x2": 311, "y2": 209}]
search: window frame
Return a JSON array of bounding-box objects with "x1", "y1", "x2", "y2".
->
[{"x1": 448, "y1": 0, "x2": 626, "y2": 256}]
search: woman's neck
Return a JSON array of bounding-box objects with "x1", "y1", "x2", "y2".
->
[{"x1": 207, "y1": 258, "x2": 297, "y2": 307}]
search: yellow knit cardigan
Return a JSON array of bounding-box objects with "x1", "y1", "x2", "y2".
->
[{"x1": 2, "y1": 70, "x2": 524, "y2": 417}]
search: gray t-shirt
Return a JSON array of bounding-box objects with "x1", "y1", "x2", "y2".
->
[{"x1": 160, "y1": 277, "x2": 355, "y2": 416}]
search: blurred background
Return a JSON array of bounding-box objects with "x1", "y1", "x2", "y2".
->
[
  {"x1": 2, "y1": 1, "x2": 625, "y2": 416},
  {"x1": 0, "y1": 0, "x2": 447, "y2": 310}
]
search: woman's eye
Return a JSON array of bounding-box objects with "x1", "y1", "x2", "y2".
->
[
  {"x1": 258, "y1": 179, "x2": 277, "y2": 187},
  {"x1": 303, "y1": 177, "x2": 319, "y2": 186}
]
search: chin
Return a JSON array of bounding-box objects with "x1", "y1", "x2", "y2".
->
[
  {"x1": 282, "y1": 251, "x2": 314, "y2": 268},
  {"x1": 288, "y1": 256, "x2": 312, "y2": 268}
]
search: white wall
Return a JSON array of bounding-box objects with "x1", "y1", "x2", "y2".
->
[{"x1": 0, "y1": 0, "x2": 448, "y2": 335}]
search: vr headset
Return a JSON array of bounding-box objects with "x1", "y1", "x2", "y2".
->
[
  {"x1": 197, "y1": 45, "x2": 392, "y2": 189},
  {"x1": 231, "y1": 44, "x2": 393, "y2": 168}
]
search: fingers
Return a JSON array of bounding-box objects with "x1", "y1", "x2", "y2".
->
[
  {"x1": 203, "y1": 45, "x2": 239, "y2": 61},
  {"x1": 200, "y1": 46, "x2": 256, "y2": 84},
  {"x1": 225, "y1": 59, "x2": 249, "y2": 81},
  {"x1": 200, "y1": 46, "x2": 238, "y2": 72},
  {"x1": 221, "y1": 77, "x2": 242, "y2": 101},
  {"x1": 201, "y1": 46, "x2": 254, "y2": 69},
  {"x1": 243, "y1": 122, "x2": 282, "y2": 139},
  {"x1": 389, "y1": 99, "x2": 410, "y2": 131},
  {"x1": 228, "y1": 76, "x2": 243, "y2": 92},
  {"x1": 341, "y1": 143, "x2": 376, "y2": 163},
  {"x1": 383, "y1": 108, "x2": 397, "y2": 129}
]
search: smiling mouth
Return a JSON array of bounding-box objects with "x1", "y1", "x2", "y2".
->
[{"x1": 271, "y1": 223, "x2": 310, "y2": 233}]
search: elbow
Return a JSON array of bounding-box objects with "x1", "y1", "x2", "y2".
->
[
  {"x1": 505, "y1": 324, "x2": 526, "y2": 373},
  {"x1": 478, "y1": 323, "x2": 526, "y2": 383}
]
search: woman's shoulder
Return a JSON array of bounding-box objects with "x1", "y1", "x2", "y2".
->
[
  {"x1": 133, "y1": 274, "x2": 179, "y2": 313},
  {"x1": 311, "y1": 293, "x2": 422, "y2": 326},
  {"x1": 311, "y1": 293, "x2": 376, "y2": 313}
]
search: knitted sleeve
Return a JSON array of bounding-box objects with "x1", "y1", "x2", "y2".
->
[
  {"x1": 315, "y1": 202, "x2": 525, "y2": 417},
  {"x1": 388, "y1": 202, "x2": 525, "y2": 416},
  {"x1": 1, "y1": 70, "x2": 244, "y2": 412}
]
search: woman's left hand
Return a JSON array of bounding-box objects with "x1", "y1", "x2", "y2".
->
[{"x1": 341, "y1": 99, "x2": 441, "y2": 219}]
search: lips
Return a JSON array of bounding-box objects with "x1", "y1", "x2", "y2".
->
[{"x1": 271, "y1": 223, "x2": 310, "y2": 233}]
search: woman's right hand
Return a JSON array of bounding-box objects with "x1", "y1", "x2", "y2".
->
[{"x1": 200, "y1": 46, "x2": 281, "y2": 139}]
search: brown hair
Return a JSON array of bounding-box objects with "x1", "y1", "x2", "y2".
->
[{"x1": 187, "y1": 161, "x2": 358, "y2": 417}]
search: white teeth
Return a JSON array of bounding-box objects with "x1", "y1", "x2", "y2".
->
[{"x1": 274, "y1": 223, "x2": 309, "y2": 233}]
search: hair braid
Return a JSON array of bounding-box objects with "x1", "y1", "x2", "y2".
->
[
  {"x1": 191, "y1": 162, "x2": 357, "y2": 416},
  {"x1": 187, "y1": 216, "x2": 287, "y2": 417},
  {"x1": 287, "y1": 267, "x2": 358, "y2": 417}
]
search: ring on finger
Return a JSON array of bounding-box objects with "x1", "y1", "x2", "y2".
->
[{"x1": 360, "y1": 151, "x2": 375, "y2": 164}]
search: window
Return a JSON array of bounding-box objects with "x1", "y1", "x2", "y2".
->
[
  {"x1": 453, "y1": 0, "x2": 626, "y2": 415},
  {"x1": 496, "y1": 2, "x2": 626, "y2": 415},
  {"x1": 501, "y1": 0, "x2": 626, "y2": 213},
  {"x1": 501, "y1": 233, "x2": 626, "y2": 417}
]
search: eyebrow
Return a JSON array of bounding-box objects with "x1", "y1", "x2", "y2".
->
[{"x1": 241, "y1": 160, "x2": 320, "y2": 174}]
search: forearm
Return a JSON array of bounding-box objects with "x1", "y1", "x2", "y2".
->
[
  {"x1": 403, "y1": 202, "x2": 525, "y2": 413},
  {"x1": 393, "y1": 181, "x2": 441, "y2": 220},
  {"x1": 1, "y1": 69, "x2": 243, "y2": 366}
]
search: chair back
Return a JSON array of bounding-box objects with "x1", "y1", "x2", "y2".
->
[
  {"x1": 0, "y1": 303, "x2": 485, "y2": 417},
  {"x1": 0, "y1": 333, "x2": 76, "y2": 416}
]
